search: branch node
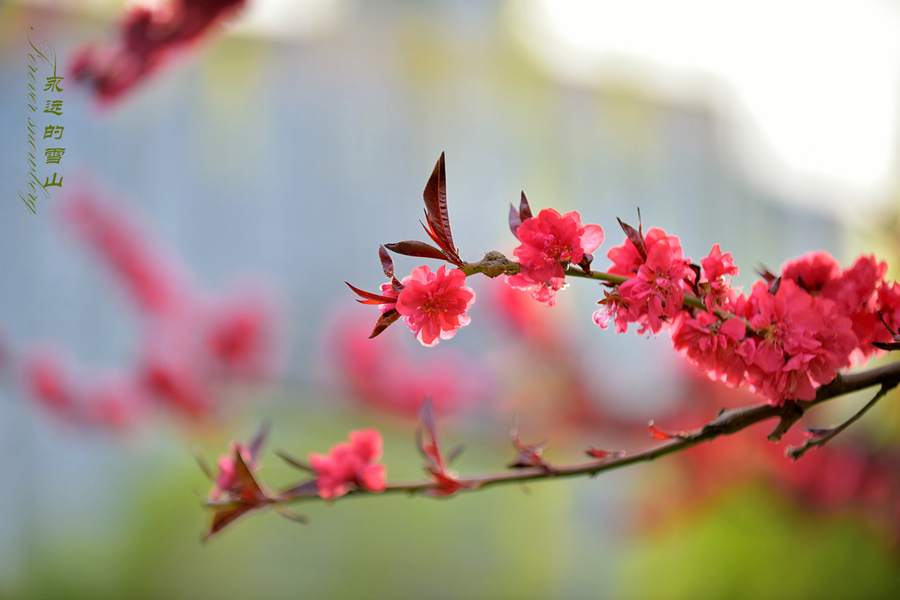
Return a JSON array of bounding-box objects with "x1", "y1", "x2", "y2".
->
[{"x1": 767, "y1": 401, "x2": 805, "y2": 442}]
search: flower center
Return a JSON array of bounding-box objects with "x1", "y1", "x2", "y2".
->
[{"x1": 423, "y1": 295, "x2": 448, "y2": 314}]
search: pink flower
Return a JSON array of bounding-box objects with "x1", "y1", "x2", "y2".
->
[
  {"x1": 508, "y1": 208, "x2": 604, "y2": 305},
  {"x1": 700, "y1": 244, "x2": 739, "y2": 312},
  {"x1": 607, "y1": 227, "x2": 676, "y2": 276},
  {"x1": 506, "y1": 273, "x2": 567, "y2": 307},
  {"x1": 330, "y1": 315, "x2": 487, "y2": 419},
  {"x1": 738, "y1": 280, "x2": 857, "y2": 404},
  {"x1": 781, "y1": 251, "x2": 841, "y2": 295},
  {"x1": 613, "y1": 234, "x2": 690, "y2": 334},
  {"x1": 378, "y1": 282, "x2": 400, "y2": 315},
  {"x1": 592, "y1": 290, "x2": 633, "y2": 334},
  {"x1": 395, "y1": 266, "x2": 475, "y2": 347},
  {"x1": 309, "y1": 429, "x2": 387, "y2": 500},
  {"x1": 203, "y1": 289, "x2": 283, "y2": 380},
  {"x1": 671, "y1": 312, "x2": 747, "y2": 387},
  {"x1": 822, "y1": 256, "x2": 887, "y2": 361}
]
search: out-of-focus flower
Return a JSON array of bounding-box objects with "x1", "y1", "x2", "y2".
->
[
  {"x1": 70, "y1": 0, "x2": 247, "y2": 104},
  {"x1": 309, "y1": 429, "x2": 387, "y2": 500},
  {"x1": 18, "y1": 187, "x2": 286, "y2": 429},
  {"x1": 61, "y1": 189, "x2": 190, "y2": 315},
  {"x1": 330, "y1": 314, "x2": 487, "y2": 419}
]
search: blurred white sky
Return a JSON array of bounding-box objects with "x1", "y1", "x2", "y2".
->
[
  {"x1": 512, "y1": 0, "x2": 900, "y2": 219},
  {"x1": 18, "y1": 0, "x2": 900, "y2": 218}
]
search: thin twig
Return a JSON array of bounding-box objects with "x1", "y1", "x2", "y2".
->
[
  {"x1": 786, "y1": 382, "x2": 898, "y2": 460},
  {"x1": 246, "y1": 361, "x2": 900, "y2": 505}
]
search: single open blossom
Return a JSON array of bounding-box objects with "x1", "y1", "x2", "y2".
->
[
  {"x1": 700, "y1": 244, "x2": 739, "y2": 312},
  {"x1": 508, "y1": 208, "x2": 604, "y2": 306},
  {"x1": 671, "y1": 312, "x2": 747, "y2": 387},
  {"x1": 614, "y1": 234, "x2": 690, "y2": 334},
  {"x1": 593, "y1": 290, "x2": 634, "y2": 334},
  {"x1": 782, "y1": 251, "x2": 842, "y2": 295},
  {"x1": 309, "y1": 429, "x2": 387, "y2": 500},
  {"x1": 607, "y1": 227, "x2": 677, "y2": 277},
  {"x1": 395, "y1": 265, "x2": 475, "y2": 347}
]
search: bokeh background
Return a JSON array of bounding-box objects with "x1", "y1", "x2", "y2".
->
[{"x1": 3, "y1": 0, "x2": 900, "y2": 598}]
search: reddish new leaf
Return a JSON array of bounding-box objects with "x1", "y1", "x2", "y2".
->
[
  {"x1": 378, "y1": 245, "x2": 395, "y2": 280},
  {"x1": 280, "y1": 480, "x2": 320, "y2": 499},
  {"x1": 507, "y1": 432, "x2": 550, "y2": 471},
  {"x1": 205, "y1": 448, "x2": 269, "y2": 540},
  {"x1": 206, "y1": 503, "x2": 258, "y2": 541},
  {"x1": 369, "y1": 309, "x2": 401, "y2": 339},
  {"x1": 647, "y1": 420, "x2": 687, "y2": 440},
  {"x1": 345, "y1": 282, "x2": 399, "y2": 305},
  {"x1": 421, "y1": 154, "x2": 463, "y2": 265},
  {"x1": 756, "y1": 265, "x2": 778, "y2": 284},
  {"x1": 585, "y1": 447, "x2": 623, "y2": 459},
  {"x1": 617, "y1": 217, "x2": 648, "y2": 262},
  {"x1": 233, "y1": 450, "x2": 265, "y2": 502},
  {"x1": 384, "y1": 240, "x2": 450, "y2": 262},
  {"x1": 248, "y1": 422, "x2": 269, "y2": 463},
  {"x1": 275, "y1": 449, "x2": 315, "y2": 473},
  {"x1": 417, "y1": 397, "x2": 444, "y2": 470},
  {"x1": 509, "y1": 191, "x2": 534, "y2": 239}
]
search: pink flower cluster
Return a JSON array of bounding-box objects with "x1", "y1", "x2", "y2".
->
[
  {"x1": 597, "y1": 228, "x2": 691, "y2": 334},
  {"x1": 309, "y1": 429, "x2": 387, "y2": 499},
  {"x1": 591, "y1": 223, "x2": 900, "y2": 405},
  {"x1": 508, "y1": 208, "x2": 604, "y2": 306}
]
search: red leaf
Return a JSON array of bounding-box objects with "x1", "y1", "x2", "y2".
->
[
  {"x1": 508, "y1": 427, "x2": 550, "y2": 471},
  {"x1": 617, "y1": 217, "x2": 647, "y2": 262},
  {"x1": 384, "y1": 240, "x2": 450, "y2": 262},
  {"x1": 248, "y1": 422, "x2": 269, "y2": 463},
  {"x1": 647, "y1": 420, "x2": 686, "y2": 440},
  {"x1": 233, "y1": 451, "x2": 265, "y2": 502},
  {"x1": 378, "y1": 245, "x2": 395, "y2": 280},
  {"x1": 369, "y1": 309, "x2": 401, "y2": 338},
  {"x1": 508, "y1": 191, "x2": 534, "y2": 240},
  {"x1": 422, "y1": 153, "x2": 463, "y2": 265},
  {"x1": 206, "y1": 503, "x2": 258, "y2": 541},
  {"x1": 417, "y1": 396, "x2": 447, "y2": 473},
  {"x1": 756, "y1": 265, "x2": 778, "y2": 284},
  {"x1": 585, "y1": 447, "x2": 622, "y2": 459},
  {"x1": 518, "y1": 191, "x2": 533, "y2": 222},
  {"x1": 345, "y1": 282, "x2": 398, "y2": 305}
]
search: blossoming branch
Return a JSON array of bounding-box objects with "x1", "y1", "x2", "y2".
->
[{"x1": 201, "y1": 154, "x2": 900, "y2": 539}]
